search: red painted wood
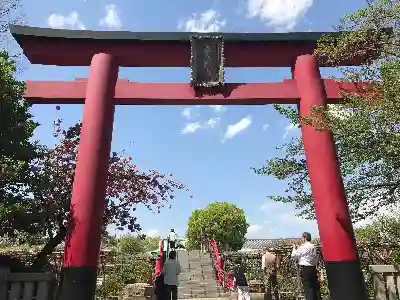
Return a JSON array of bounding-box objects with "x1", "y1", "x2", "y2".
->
[
  {"x1": 295, "y1": 54, "x2": 366, "y2": 300},
  {"x1": 19, "y1": 35, "x2": 366, "y2": 67},
  {"x1": 25, "y1": 79, "x2": 367, "y2": 105},
  {"x1": 295, "y1": 55, "x2": 359, "y2": 260},
  {"x1": 154, "y1": 240, "x2": 164, "y2": 276},
  {"x1": 62, "y1": 53, "x2": 117, "y2": 268}
]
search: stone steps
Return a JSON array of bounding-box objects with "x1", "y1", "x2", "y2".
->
[{"x1": 177, "y1": 250, "x2": 230, "y2": 299}]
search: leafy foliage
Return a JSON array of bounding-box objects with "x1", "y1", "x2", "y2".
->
[
  {"x1": 116, "y1": 235, "x2": 161, "y2": 254},
  {"x1": 356, "y1": 214, "x2": 400, "y2": 245},
  {"x1": 0, "y1": 51, "x2": 39, "y2": 239},
  {"x1": 253, "y1": 0, "x2": 400, "y2": 222},
  {"x1": 0, "y1": 49, "x2": 188, "y2": 270},
  {"x1": 355, "y1": 214, "x2": 400, "y2": 294},
  {"x1": 2, "y1": 120, "x2": 187, "y2": 241},
  {"x1": 1, "y1": 0, "x2": 26, "y2": 69},
  {"x1": 97, "y1": 241, "x2": 155, "y2": 299},
  {"x1": 0, "y1": 0, "x2": 24, "y2": 38},
  {"x1": 1, "y1": 76, "x2": 188, "y2": 266},
  {"x1": 141, "y1": 236, "x2": 161, "y2": 252},
  {"x1": 186, "y1": 202, "x2": 248, "y2": 251},
  {"x1": 97, "y1": 254, "x2": 155, "y2": 298},
  {"x1": 118, "y1": 235, "x2": 147, "y2": 254},
  {"x1": 1, "y1": 119, "x2": 187, "y2": 239}
]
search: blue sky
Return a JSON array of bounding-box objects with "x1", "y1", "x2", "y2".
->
[{"x1": 13, "y1": 0, "x2": 370, "y2": 240}]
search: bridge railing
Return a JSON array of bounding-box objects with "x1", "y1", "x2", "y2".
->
[
  {"x1": 208, "y1": 239, "x2": 234, "y2": 290},
  {"x1": 154, "y1": 239, "x2": 164, "y2": 277}
]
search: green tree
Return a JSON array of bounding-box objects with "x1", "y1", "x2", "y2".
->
[
  {"x1": 142, "y1": 236, "x2": 161, "y2": 252},
  {"x1": 7, "y1": 123, "x2": 187, "y2": 269},
  {"x1": 0, "y1": 53, "x2": 189, "y2": 269},
  {"x1": 355, "y1": 214, "x2": 400, "y2": 245},
  {"x1": 118, "y1": 235, "x2": 146, "y2": 254},
  {"x1": 98, "y1": 251, "x2": 154, "y2": 298},
  {"x1": 186, "y1": 202, "x2": 249, "y2": 251},
  {"x1": 117, "y1": 235, "x2": 160, "y2": 254},
  {"x1": 102, "y1": 232, "x2": 118, "y2": 248},
  {"x1": 355, "y1": 213, "x2": 400, "y2": 265},
  {"x1": 1, "y1": 0, "x2": 26, "y2": 69},
  {"x1": 0, "y1": 51, "x2": 39, "y2": 238},
  {"x1": 253, "y1": 0, "x2": 400, "y2": 222},
  {"x1": 1, "y1": 0, "x2": 24, "y2": 40}
]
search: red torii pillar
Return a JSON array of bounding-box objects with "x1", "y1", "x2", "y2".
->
[
  {"x1": 58, "y1": 53, "x2": 118, "y2": 300},
  {"x1": 294, "y1": 55, "x2": 368, "y2": 300},
  {"x1": 10, "y1": 25, "x2": 368, "y2": 300}
]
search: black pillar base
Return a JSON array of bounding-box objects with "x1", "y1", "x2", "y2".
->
[
  {"x1": 325, "y1": 260, "x2": 369, "y2": 300},
  {"x1": 57, "y1": 266, "x2": 98, "y2": 300}
]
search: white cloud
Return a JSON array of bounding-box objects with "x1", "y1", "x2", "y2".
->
[
  {"x1": 283, "y1": 123, "x2": 298, "y2": 139},
  {"x1": 209, "y1": 105, "x2": 227, "y2": 113},
  {"x1": 47, "y1": 12, "x2": 85, "y2": 30},
  {"x1": 144, "y1": 229, "x2": 160, "y2": 237},
  {"x1": 205, "y1": 117, "x2": 220, "y2": 127},
  {"x1": 222, "y1": 116, "x2": 252, "y2": 141},
  {"x1": 246, "y1": 0, "x2": 313, "y2": 31},
  {"x1": 179, "y1": 9, "x2": 226, "y2": 32},
  {"x1": 99, "y1": 4, "x2": 122, "y2": 30},
  {"x1": 246, "y1": 224, "x2": 264, "y2": 237},
  {"x1": 181, "y1": 105, "x2": 226, "y2": 122},
  {"x1": 260, "y1": 201, "x2": 276, "y2": 212},
  {"x1": 262, "y1": 124, "x2": 269, "y2": 131},
  {"x1": 181, "y1": 117, "x2": 220, "y2": 134},
  {"x1": 181, "y1": 107, "x2": 193, "y2": 120},
  {"x1": 259, "y1": 201, "x2": 318, "y2": 237},
  {"x1": 270, "y1": 212, "x2": 318, "y2": 238},
  {"x1": 277, "y1": 212, "x2": 317, "y2": 227},
  {"x1": 181, "y1": 122, "x2": 202, "y2": 134}
]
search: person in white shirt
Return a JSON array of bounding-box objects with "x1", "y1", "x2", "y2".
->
[
  {"x1": 167, "y1": 229, "x2": 178, "y2": 251},
  {"x1": 162, "y1": 251, "x2": 181, "y2": 300},
  {"x1": 261, "y1": 247, "x2": 279, "y2": 300},
  {"x1": 291, "y1": 232, "x2": 322, "y2": 300}
]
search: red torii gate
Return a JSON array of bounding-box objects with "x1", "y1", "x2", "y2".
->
[{"x1": 11, "y1": 25, "x2": 368, "y2": 300}]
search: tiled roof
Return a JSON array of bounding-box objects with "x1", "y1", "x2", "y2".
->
[{"x1": 241, "y1": 238, "x2": 302, "y2": 249}]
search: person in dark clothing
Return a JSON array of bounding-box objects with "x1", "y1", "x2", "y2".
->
[
  {"x1": 232, "y1": 257, "x2": 250, "y2": 300},
  {"x1": 154, "y1": 273, "x2": 167, "y2": 300}
]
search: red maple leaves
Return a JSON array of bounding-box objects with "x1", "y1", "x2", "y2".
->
[{"x1": 30, "y1": 118, "x2": 191, "y2": 235}]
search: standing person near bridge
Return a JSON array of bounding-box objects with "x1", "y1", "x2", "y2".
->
[
  {"x1": 291, "y1": 232, "x2": 322, "y2": 300},
  {"x1": 262, "y1": 247, "x2": 279, "y2": 300},
  {"x1": 168, "y1": 229, "x2": 178, "y2": 251},
  {"x1": 162, "y1": 251, "x2": 181, "y2": 300},
  {"x1": 233, "y1": 257, "x2": 250, "y2": 300}
]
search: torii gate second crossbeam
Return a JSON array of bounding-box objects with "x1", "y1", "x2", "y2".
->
[{"x1": 25, "y1": 78, "x2": 365, "y2": 105}]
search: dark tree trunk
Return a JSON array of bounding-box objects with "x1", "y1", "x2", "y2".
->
[{"x1": 30, "y1": 225, "x2": 67, "y2": 271}]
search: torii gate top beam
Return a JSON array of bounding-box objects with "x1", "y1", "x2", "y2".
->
[{"x1": 10, "y1": 25, "x2": 370, "y2": 67}]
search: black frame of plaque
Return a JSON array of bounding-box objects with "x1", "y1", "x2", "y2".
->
[{"x1": 190, "y1": 35, "x2": 225, "y2": 88}]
